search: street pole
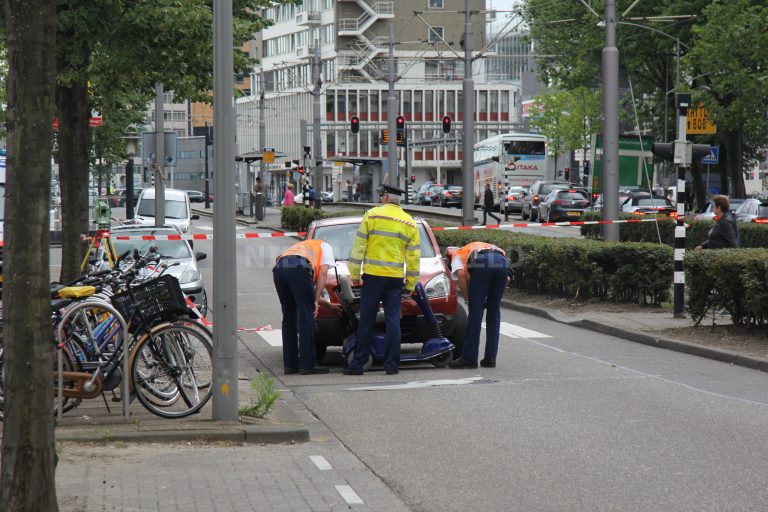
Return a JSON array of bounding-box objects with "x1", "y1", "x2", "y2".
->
[
  {"x1": 312, "y1": 40, "x2": 322, "y2": 209},
  {"x1": 204, "y1": 122, "x2": 211, "y2": 209},
  {"x1": 259, "y1": 69, "x2": 266, "y2": 200},
  {"x1": 601, "y1": 0, "x2": 620, "y2": 241},
  {"x1": 212, "y1": 0, "x2": 238, "y2": 420},
  {"x1": 405, "y1": 128, "x2": 411, "y2": 198},
  {"x1": 461, "y1": 0, "x2": 475, "y2": 226},
  {"x1": 673, "y1": 93, "x2": 690, "y2": 319},
  {"x1": 154, "y1": 83, "x2": 166, "y2": 226},
  {"x1": 387, "y1": 20, "x2": 397, "y2": 187}
]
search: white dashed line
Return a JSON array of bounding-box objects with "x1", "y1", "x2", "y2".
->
[
  {"x1": 482, "y1": 321, "x2": 551, "y2": 338},
  {"x1": 335, "y1": 485, "x2": 364, "y2": 505},
  {"x1": 309, "y1": 455, "x2": 332, "y2": 471}
]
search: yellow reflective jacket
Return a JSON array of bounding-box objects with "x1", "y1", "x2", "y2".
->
[{"x1": 349, "y1": 203, "x2": 421, "y2": 291}]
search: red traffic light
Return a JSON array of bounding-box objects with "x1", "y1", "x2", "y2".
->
[
  {"x1": 410, "y1": 175, "x2": 416, "y2": 183},
  {"x1": 442, "y1": 115, "x2": 452, "y2": 133},
  {"x1": 396, "y1": 115, "x2": 405, "y2": 130},
  {"x1": 297, "y1": 165, "x2": 305, "y2": 174},
  {"x1": 350, "y1": 115, "x2": 360, "y2": 134}
]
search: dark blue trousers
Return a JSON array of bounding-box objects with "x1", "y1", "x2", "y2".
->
[
  {"x1": 350, "y1": 274, "x2": 403, "y2": 373},
  {"x1": 463, "y1": 252, "x2": 509, "y2": 363},
  {"x1": 273, "y1": 255, "x2": 317, "y2": 370}
]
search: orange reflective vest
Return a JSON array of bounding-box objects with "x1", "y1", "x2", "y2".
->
[
  {"x1": 277, "y1": 240, "x2": 324, "y2": 282},
  {"x1": 455, "y1": 242, "x2": 506, "y2": 273}
]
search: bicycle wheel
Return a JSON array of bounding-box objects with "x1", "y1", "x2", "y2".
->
[{"x1": 131, "y1": 322, "x2": 213, "y2": 418}]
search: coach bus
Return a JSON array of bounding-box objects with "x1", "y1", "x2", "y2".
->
[{"x1": 472, "y1": 133, "x2": 549, "y2": 207}]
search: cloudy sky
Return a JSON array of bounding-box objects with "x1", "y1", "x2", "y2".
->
[{"x1": 486, "y1": 0, "x2": 519, "y2": 12}]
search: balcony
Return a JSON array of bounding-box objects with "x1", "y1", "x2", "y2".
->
[{"x1": 296, "y1": 11, "x2": 322, "y2": 26}]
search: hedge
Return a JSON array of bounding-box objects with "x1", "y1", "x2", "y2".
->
[
  {"x1": 280, "y1": 206, "x2": 361, "y2": 231},
  {"x1": 685, "y1": 249, "x2": 768, "y2": 327},
  {"x1": 433, "y1": 230, "x2": 673, "y2": 305},
  {"x1": 580, "y1": 212, "x2": 768, "y2": 248}
]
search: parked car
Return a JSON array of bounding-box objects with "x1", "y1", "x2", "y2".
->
[
  {"x1": 320, "y1": 191, "x2": 334, "y2": 203},
  {"x1": 619, "y1": 193, "x2": 676, "y2": 217},
  {"x1": 589, "y1": 193, "x2": 632, "y2": 213},
  {"x1": 305, "y1": 215, "x2": 466, "y2": 362},
  {"x1": 537, "y1": 188, "x2": 591, "y2": 222},
  {"x1": 111, "y1": 225, "x2": 208, "y2": 315},
  {"x1": 134, "y1": 187, "x2": 199, "y2": 233},
  {"x1": 734, "y1": 198, "x2": 768, "y2": 223},
  {"x1": 417, "y1": 183, "x2": 445, "y2": 206},
  {"x1": 503, "y1": 186, "x2": 529, "y2": 214},
  {"x1": 693, "y1": 198, "x2": 746, "y2": 221},
  {"x1": 437, "y1": 186, "x2": 463, "y2": 208},
  {"x1": 521, "y1": 180, "x2": 571, "y2": 221}
]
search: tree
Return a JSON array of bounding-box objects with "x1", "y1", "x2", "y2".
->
[
  {"x1": 564, "y1": 86, "x2": 601, "y2": 184},
  {"x1": 0, "y1": 0, "x2": 59, "y2": 510},
  {"x1": 529, "y1": 90, "x2": 571, "y2": 180}
]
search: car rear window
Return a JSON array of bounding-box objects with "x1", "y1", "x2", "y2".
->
[
  {"x1": 540, "y1": 183, "x2": 569, "y2": 195},
  {"x1": 556, "y1": 191, "x2": 588, "y2": 200},
  {"x1": 313, "y1": 223, "x2": 436, "y2": 260},
  {"x1": 637, "y1": 198, "x2": 670, "y2": 207}
]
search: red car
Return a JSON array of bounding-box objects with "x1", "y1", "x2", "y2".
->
[{"x1": 305, "y1": 216, "x2": 466, "y2": 362}]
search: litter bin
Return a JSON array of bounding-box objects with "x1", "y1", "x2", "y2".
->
[{"x1": 254, "y1": 193, "x2": 265, "y2": 221}]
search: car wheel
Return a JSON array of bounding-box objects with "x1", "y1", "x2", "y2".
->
[
  {"x1": 522, "y1": 207, "x2": 529, "y2": 220},
  {"x1": 431, "y1": 351, "x2": 453, "y2": 368},
  {"x1": 531, "y1": 208, "x2": 538, "y2": 222},
  {"x1": 345, "y1": 348, "x2": 372, "y2": 371},
  {"x1": 448, "y1": 303, "x2": 467, "y2": 358},
  {"x1": 195, "y1": 289, "x2": 208, "y2": 317}
]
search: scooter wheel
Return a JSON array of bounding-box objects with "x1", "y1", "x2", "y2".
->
[
  {"x1": 346, "y1": 350, "x2": 373, "y2": 371},
  {"x1": 431, "y1": 351, "x2": 453, "y2": 368}
]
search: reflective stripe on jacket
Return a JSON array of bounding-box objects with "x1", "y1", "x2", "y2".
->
[
  {"x1": 455, "y1": 242, "x2": 506, "y2": 273},
  {"x1": 349, "y1": 203, "x2": 421, "y2": 291},
  {"x1": 277, "y1": 239, "x2": 324, "y2": 283}
]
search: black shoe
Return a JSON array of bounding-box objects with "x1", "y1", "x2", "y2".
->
[
  {"x1": 300, "y1": 366, "x2": 329, "y2": 375},
  {"x1": 343, "y1": 368, "x2": 364, "y2": 376},
  {"x1": 449, "y1": 358, "x2": 478, "y2": 369},
  {"x1": 284, "y1": 367, "x2": 299, "y2": 375},
  {"x1": 385, "y1": 369, "x2": 399, "y2": 375},
  {"x1": 480, "y1": 359, "x2": 496, "y2": 368}
]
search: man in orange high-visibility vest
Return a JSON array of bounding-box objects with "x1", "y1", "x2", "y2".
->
[
  {"x1": 274, "y1": 239, "x2": 337, "y2": 374},
  {"x1": 448, "y1": 242, "x2": 509, "y2": 369}
]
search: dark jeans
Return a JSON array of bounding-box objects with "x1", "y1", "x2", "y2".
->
[
  {"x1": 482, "y1": 206, "x2": 501, "y2": 225},
  {"x1": 273, "y1": 256, "x2": 317, "y2": 370},
  {"x1": 349, "y1": 274, "x2": 403, "y2": 373},
  {"x1": 462, "y1": 252, "x2": 509, "y2": 363}
]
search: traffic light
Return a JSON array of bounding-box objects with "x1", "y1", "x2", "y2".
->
[
  {"x1": 396, "y1": 115, "x2": 405, "y2": 142},
  {"x1": 652, "y1": 142, "x2": 675, "y2": 162},
  {"x1": 410, "y1": 175, "x2": 416, "y2": 183},
  {"x1": 442, "y1": 115, "x2": 452, "y2": 133},
  {"x1": 692, "y1": 144, "x2": 712, "y2": 162},
  {"x1": 564, "y1": 167, "x2": 570, "y2": 181},
  {"x1": 297, "y1": 165, "x2": 305, "y2": 174},
  {"x1": 350, "y1": 115, "x2": 360, "y2": 134},
  {"x1": 652, "y1": 142, "x2": 712, "y2": 165}
]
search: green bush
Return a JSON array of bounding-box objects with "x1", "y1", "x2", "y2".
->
[
  {"x1": 580, "y1": 212, "x2": 768, "y2": 248},
  {"x1": 685, "y1": 249, "x2": 768, "y2": 327},
  {"x1": 239, "y1": 373, "x2": 281, "y2": 419},
  {"x1": 434, "y1": 230, "x2": 673, "y2": 305},
  {"x1": 280, "y1": 206, "x2": 344, "y2": 231}
]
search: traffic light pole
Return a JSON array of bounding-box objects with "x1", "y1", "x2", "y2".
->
[
  {"x1": 673, "y1": 94, "x2": 690, "y2": 318},
  {"x1": 387, "y1": 20, "x2": 398, "y2": 187},
  {"x1": 312, "y1": 41, "x2": 322, "y2": 210}
]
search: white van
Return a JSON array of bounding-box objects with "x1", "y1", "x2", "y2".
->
[{"x1": 134, "y1": 187, "x2": 198, "y2": 233}]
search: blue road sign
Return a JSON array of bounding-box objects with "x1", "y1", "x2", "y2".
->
[{"x1": 701, "y1": 146, "x2": 719, "y2": 165}]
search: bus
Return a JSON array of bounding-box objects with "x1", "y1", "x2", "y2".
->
[{"x1": 472, "y1": 133, "x2": 549, "y2": 207}]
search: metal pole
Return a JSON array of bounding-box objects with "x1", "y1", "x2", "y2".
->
[
  {"x1": 313, "y1": 40, "x2": 323, "y2": 209},
  {"x1": 212, "y1": 0, "x2": 238, "y2": 420},
  {"x1": 601, "y1": 0, "x2": 620, "y2": 241},
  {"x1": 673, "y1": 93, "x2": 690, "y2": 318},
  {"x1": 461, "y1": 0, "x2": 475, "y2": 226},
  {"x1": 259, "y1": 70, "x2": 266, "y2": 194},
  {"x1": 126, "y1": 159, "x2": 135, "y2": 219},
  {"x1": 387, "y1": 20, "x2": 398, "y2": 186},
  {"x1": 405, "y1": 128, "x2": 411, "y2": 198},
  {"x1": 204, "y1": 122, "x2": 211, "y2": 209},
  {"x1": 154, "y1": 83, "x2": 166, "y2": 226}
]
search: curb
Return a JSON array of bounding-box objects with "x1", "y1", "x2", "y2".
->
[
  {"x1": 56, "y1": 423, "x2": 310, "y2": 444},
  {"x1": 501, "y1": 299, "x2": 768, "y2": 374}
]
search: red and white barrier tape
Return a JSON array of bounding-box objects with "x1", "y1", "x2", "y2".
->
[{"x1": 184, "y1": 296, "x2": 273, "y2": 332}]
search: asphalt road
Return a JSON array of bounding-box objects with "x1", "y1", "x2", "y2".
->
[{"x1": 191, "y1": 214, "x2": 768, "y2": 512}]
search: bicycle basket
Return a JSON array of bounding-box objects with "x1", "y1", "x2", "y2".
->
[{"x1": 111, "y1": 274, "x2": 188, "y2": 323}]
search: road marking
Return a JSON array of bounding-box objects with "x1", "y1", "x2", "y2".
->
[
  {"x1": 349, "y1": 376, "x2": 483, "y2": 392},
  {"x1": 257, "y1": 330, "x2": 283, "y2": 347},
  {"x1": 482, "y1": 321, "x2": 551, "y2": 338},
  {"x1": 335, "y1": 485, "x2": 364, "y2": 505},
  {"x1": 309, "y1": 455, "x2": 332, "y2": 471}
]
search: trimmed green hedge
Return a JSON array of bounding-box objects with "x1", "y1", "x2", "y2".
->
[
  {"x1": 685, "y1": 249, "x2": 768, "y2": 327},
  {"x1": 279, "y1": 206, "x2": 362, "y2": 231},
  {"x1": 434, "y1": 230, "x2": 673, "y2": 305},
  {"x1": 580, "y1": 212, "x2": 768, "y2": 248}
]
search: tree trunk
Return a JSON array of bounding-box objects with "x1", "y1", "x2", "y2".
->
[
  {"x1": 56, "y1": 41, "x2": 91, "y2": 282},
  {"x1": 0, "y1": 1, "x2": 59, "y2": 510},
  {"x1": 726, "y1": 130, "x2": 746, "y2": 198}
]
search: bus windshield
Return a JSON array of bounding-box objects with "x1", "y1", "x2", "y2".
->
[{"x1": 503, "y1": 141, "x2": 545, "y2": 155}]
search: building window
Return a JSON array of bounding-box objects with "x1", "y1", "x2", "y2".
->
[
  {"x1": 428, "y1": 26, "x2": 444, "y2": 43},
  {"x1": 428, "y1": 0, "x2": 444, "y2": 8}
]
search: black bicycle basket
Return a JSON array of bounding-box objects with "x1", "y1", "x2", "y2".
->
[{"x1": 112, "y1": 274, "x2": 188, "y2": 324}]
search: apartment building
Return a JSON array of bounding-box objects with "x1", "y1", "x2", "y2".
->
[{"x1": 237, "y1": 0, "x2": 525, "y2": 201}]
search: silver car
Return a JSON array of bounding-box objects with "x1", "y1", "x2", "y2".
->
[{"x1": 111, "y1": 226, "x2": 208, "y2": 315}]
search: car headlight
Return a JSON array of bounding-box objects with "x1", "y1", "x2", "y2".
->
[
  {"x1": 424, "y1": 273, "x2": 450, "y2": 298},
  {"x1": 180, "y1": 270, "x2": 201, "y2": 284}
]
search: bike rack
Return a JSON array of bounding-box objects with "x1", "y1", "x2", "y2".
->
[{"x1": 56, "y1": 301, "x2": 129, "y2": 420}]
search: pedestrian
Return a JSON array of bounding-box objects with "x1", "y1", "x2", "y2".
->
[
  {"x1": 482, "y1": 183, "x2": 501, "y2": 225},
  {"x1": 448, "y1": 242, "x2": 509, "y2": 369},
  {"x1": 282, "y1": 183, "x2": 295, "y2": 206},
  {"x1": 354, "y1": 182, "x2": 361, "y2": 202},
  {"x1": 695, "y1": 194, "x2": 740, "y2": 250},
  {"x1": 253, "y1": 176, "x2": 265, "y2": 195},
  {"x1": 273, "y1": 239, "x2": 338, "y2": 374},
  {"x1": 344, "y1": 184, "x2": 421, "y2": 376}
]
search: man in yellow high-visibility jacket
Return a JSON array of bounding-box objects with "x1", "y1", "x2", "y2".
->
[{"x1": 344, "y1": 184, "x2": 420, "y2": 375}]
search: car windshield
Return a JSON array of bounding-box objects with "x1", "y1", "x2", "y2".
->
[
  {"x1": 503, "y1": 140, "x2": 545, "y2": 155},
  {"x1": 313, "y1": 222, "x2": 436, "y2": 260},
  {"x1": 137, "y1": 199, "x2": 188, "y2": 219},
  {"x1": 113, "y1": 235, "x2": 192, "y2": 259},
  {"x1": 637, "y1": 198, "x2": 670, "y2": 207}
]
